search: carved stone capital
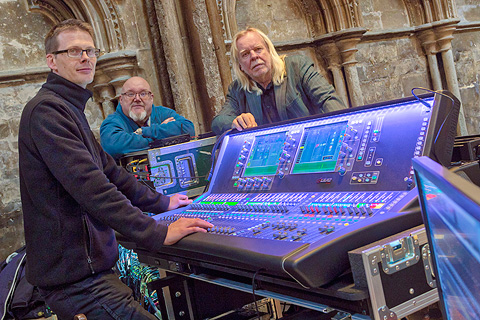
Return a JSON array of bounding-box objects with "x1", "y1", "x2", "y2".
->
[
  {"x1": 435, "y1": 27, "x2": 456, "y2": 52},
  {"x1": 318, "y1": 41, "x2": 342, "y2": 68},
  {"x1": 331, "y1": 28, "x2": 365, "y2": 66},
  {"x1": 433, "y1": 19, "x2": 460, "y2": 52},
  {"x1": 416, "y1": 28, "x2": 438, "y2": 55},
  {"x1": 336, "y1": 37, "x2": 361, "y2": 66},
  {"x1": 91, "y1": 50, "x2": 138, "y2": 112}
]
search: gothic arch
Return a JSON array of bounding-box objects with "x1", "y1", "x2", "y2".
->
[
  {"x1": 220, "y1": 0, "x2": 363, "y2": 42},
  {"x1": 403, "y1": 0, "x2": 458, "y2": 26},
  {"x1": 313, "y1": 0, "x2": 363, "y2": 32},
  {"x1": 26, "y1": 0, "x2": 125, "y2": 52}
]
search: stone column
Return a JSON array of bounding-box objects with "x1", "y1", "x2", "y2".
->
[
  {"x1": 152, "y1": 0, "x2": 201, "y2": 133},
  {"x1": 204, "y1": 0, "x2": 233, "y2": 96},
  {"x1": 93, "y1": 77, "x2": 116, "y2": 116},
  {"x1": 416, "y1": 28, "x2": 442, "y2": 91},
  {"x1": 336, "y1": 35, "x2": 364, "y2": 107},
  {"x1": 94, "y1": 52, "x2": 138, "y2": 116},
  {"x1": 184, "y1": 0, "x2": 227, "y2": 130},
  {"x1": 319, "y1": 41, "x2": 349, "y2": 106},
  {"x1": 435, "y1": 21, "x2": 468, "y2": 136}
]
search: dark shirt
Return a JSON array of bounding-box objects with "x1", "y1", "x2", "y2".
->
[{"x1": 259, "y1": 82, "x2": 280, "y2": 124}]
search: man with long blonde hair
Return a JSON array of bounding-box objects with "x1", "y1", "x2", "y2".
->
[{"x1": 212, "y1": 27, "x2": 346, "y2": 134}]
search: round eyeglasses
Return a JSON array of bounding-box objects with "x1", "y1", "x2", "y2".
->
[{"x1": 52, "y1": 48, "x2": 101, "y2": 58}]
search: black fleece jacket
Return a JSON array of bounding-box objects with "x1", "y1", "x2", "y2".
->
[{"x1": 18, "y1": 73, "x2": 170, "y2": 288}]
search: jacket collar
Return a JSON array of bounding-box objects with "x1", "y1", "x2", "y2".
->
[{"x1": 43, "y1": 72, "x2": 93, "y2": 112}]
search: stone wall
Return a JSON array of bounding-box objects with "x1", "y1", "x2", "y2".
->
[
  {"x1": 0, "y1": 0, "x2": 479, "y2": 261},
  {"x1": 356, "y1": 38, "x2": 431, "y2": 104},
  {"x1": 0, "y1": 2, "x2": 50, "y2": 257}
]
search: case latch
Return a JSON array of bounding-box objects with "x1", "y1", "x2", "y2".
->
[{"x1": 380, "y1": 234, "x2": 420, "y2": 274}]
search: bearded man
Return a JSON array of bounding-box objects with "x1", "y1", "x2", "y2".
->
[{"x1": 100, "y1": 76, "x2": 195, "y2": 160}]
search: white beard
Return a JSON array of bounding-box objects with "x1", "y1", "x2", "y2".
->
[{"x1": 129, "y1": 110, "x2": 147, "y2": 123}]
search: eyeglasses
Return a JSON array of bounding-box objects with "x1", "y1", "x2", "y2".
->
[
  {"x1": 52, "y1": 48, "x2": 101, "y2": 58},
  {"x1": 121, "y1": 91, "x2": 152, "y2": 99}
]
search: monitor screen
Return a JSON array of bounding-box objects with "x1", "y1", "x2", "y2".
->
[
  {"x1": 243, "y1": 131, "x2": 288, "y2": 177},
  {"x1": 291, "y1": 121, "x2": 348, "y2": 174},
  {"x1": 413, "y1": 156, "x2": 480, "y2": 320}
]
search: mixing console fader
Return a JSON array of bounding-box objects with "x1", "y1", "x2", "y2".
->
[
  {"x1": 132, "y1": 92, "x2": 460, "y2": 288},
  {"x1": 159, "y1": 190, "x2": 408, "y2": 242}
]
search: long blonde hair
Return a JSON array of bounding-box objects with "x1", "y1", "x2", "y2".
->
[{"x1": 230, "y1": 27, "x2": 286, "y2": 93}]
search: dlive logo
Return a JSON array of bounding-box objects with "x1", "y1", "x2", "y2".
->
[{"x1": 316, "y1": 177, "x2": 333, "y2": 184}]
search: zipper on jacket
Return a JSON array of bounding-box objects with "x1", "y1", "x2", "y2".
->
[{"x1": 82, "y1": 215, "x2": 95, "y2": 274}]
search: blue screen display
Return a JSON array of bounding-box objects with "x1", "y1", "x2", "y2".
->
[{"x1": 418, "y1": 173, "x2": 480, "y2": 319}]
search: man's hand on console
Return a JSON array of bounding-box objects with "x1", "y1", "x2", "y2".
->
[
  {"x1": 231, "y1": 113, "x2": 257, "y2": 131},
  {"x1": 167, "y1": 193, "x2": 193, "y2": 210},
  {"x1": 164, "y1": 217, "x2": 213, "y2": 245}
]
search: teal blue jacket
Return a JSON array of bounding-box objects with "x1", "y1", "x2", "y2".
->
[
  {"x1": 211, "y1": 55, "x2": 346, "y2": 134},
  {"x1": 100, "y1": 103, "x2": 195, "y2": 159}
]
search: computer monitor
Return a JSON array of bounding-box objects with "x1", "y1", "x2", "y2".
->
[{"x1": 413, "y1": 156, "x2": 480, "y2": 319}]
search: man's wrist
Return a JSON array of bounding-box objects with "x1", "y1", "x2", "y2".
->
[{"x1": 134, "y1": 128, "x2": 143, "y2": 135}]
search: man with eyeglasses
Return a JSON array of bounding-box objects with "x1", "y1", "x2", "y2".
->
[
  {"x1": 18, "y1": 19, "x2": 212, "y2": 320},
  {"x1": 100, "y1": 76, "x2": 195, "y2": 160}
]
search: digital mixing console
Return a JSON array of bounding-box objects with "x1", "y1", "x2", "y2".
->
[{"x1": 126, "y1": 92, "x2": 460, "y2": 289}]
